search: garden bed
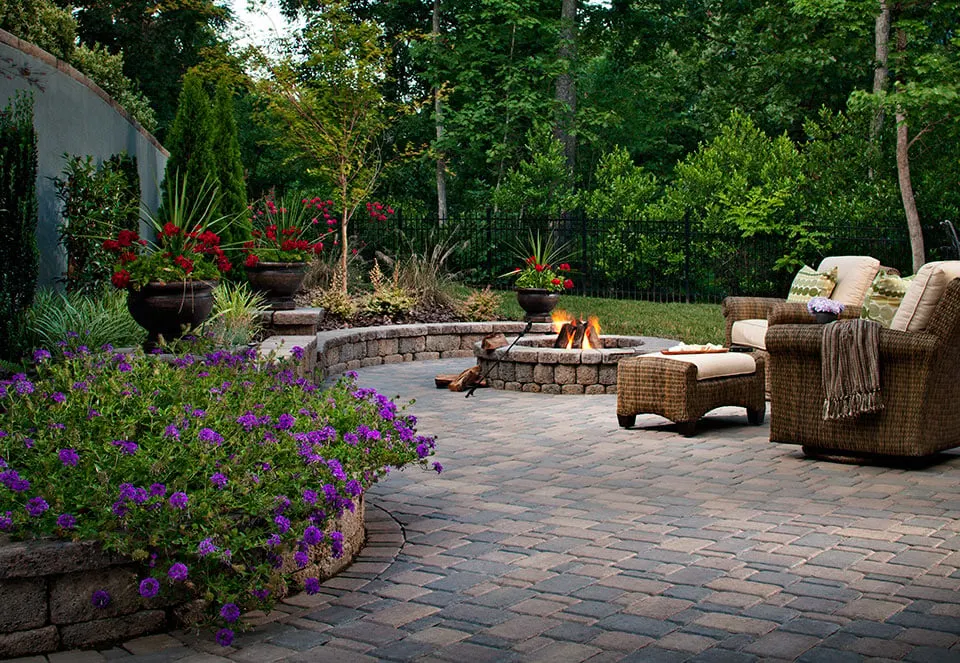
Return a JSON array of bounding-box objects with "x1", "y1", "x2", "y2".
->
[{"x1": 0, "y1": 501, "x2": 364, "y2": 657}]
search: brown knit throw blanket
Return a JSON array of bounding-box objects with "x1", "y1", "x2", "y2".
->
[{"x1": 822, "y1": 318, "x2": 884, "y2": 420}]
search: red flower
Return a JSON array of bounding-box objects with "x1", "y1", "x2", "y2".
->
[
  {"x1": 198, "y1": 230, "x2": 220, "y2": 246},
  {"x1": 117, "y1": 230, "x2": 139, "y2": 247},
  {"x1": 280, "y1": 239, "x2": 297, "y2": 252},
  {"x1": 174, "y1": 255, "x2": 194, "y2": 274},
  {"x1": 162, "y1": 223, "x2": 180, "y2": 237},
  {"x1": 563, "y1": 279, "x2": 574, "y2": 290},
  {"x1": 217, "y1": 258, "x2": 232, "y2": 273},
  {"x1": 111, "y1": 270, "x2": 130, "y2": 289},
  {"x1": 119, "y1": 251, "x2": 138, "y2": 265},
  {"x1": 535, "y1": 264, "x2": 545, "y2": 272},
  {"x1": 245, "y1": 254, "x2": 259, "y2": 268},
  {"x1": 243, "y1": 240, "x2": 255, "y2": 250},
  {"x1": 559, "y1": 263, "x2": 570, "y2": 271},
  {"x1": 312, "y1": 242, "x2": 324, "y2": 254},
  {"x1": 551, "y1": 278, "x2": 561, "y2": 286},
  {"x1": 103, "y1": 239, "x2": 120, "y2": 252}
]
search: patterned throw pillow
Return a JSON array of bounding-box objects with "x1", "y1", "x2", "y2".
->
[
  {"x1": 785, "y1": 265, "x2": 838, "y2": 303},
  {"x1": 861, "y1": 271, "x2": 914, "y2": 328}
]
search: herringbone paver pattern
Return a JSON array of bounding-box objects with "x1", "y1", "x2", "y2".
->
[{"x1": 29, "y1": 358, "x2": 960, "y2": 662}]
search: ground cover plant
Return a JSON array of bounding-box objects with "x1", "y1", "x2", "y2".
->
[{"x1": 0, "y1": 345, "x2": 439, "y2": 645}]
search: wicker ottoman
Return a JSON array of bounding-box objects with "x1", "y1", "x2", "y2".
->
[{"x1": 616, "y1": 351, "x2": 766, "y2": 436}]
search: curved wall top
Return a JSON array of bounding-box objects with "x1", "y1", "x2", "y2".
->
[{"x1": 0, "y1": 29, "x2": 169, "y2": 287}]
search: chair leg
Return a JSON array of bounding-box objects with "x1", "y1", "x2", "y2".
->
[
  {"x1": 678, "y1": 421, "x2": 698, "y2": 437},
  {"x1": 747, "y1": 407, "x2": 765, "y2": 425},
  {"x1": 617, "y1": 414, "x2": 636, "y2": 428}
]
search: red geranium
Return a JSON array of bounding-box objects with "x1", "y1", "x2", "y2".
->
[
  {"x1": 111, "y1": 270, "x2": 131, "y2": 288},
  {"x1": 245, "y1": 254, "x2": 259, "y2": 268},
  {"x1": 563, "y1": 279, "x2": 574, "y2": 289}
]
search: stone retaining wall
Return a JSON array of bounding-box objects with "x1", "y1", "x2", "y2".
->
[
  {"x1": 0, "y1": 500, "x2": 365, "y2": 657},
  {"x1": 316, "y1": 322, "x2": 552, "y2": 378}
]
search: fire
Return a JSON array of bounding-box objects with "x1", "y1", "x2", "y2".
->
[{"x1": 551, "y1": 310, "x2": 602, "y2": 350}]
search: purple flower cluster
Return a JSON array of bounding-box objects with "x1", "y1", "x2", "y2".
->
[
  {"x1": 58, "y1": 448, "x2": 79, "y2": 467},
  {"x1": 209, "y1": 472, "x2": 228, "y2": 489},
  {"x1": 168, "y1": 563, "x2": 189, "y2": 581},
  {"x1": 111, "y1": 439, "x2": 138, "y2": 455},
  {"x1": 139, "y1": 577, "x2": 160, "y2": 598}
]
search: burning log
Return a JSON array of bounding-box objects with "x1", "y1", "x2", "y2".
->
[{"x1": 552, "y1": 316, "x2": 602, "y2": 350}]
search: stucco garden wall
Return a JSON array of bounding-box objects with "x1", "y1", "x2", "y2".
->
[{"x1": 0, "y1": 29, "x2": 168, "y2": 287}]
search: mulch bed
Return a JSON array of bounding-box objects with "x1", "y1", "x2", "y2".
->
[{"x1": 316, "y1": 305, "x2": 480, "y2": 331}]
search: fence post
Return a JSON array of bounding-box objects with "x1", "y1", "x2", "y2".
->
[
  {"x1": 486, "y1": 208, "x2": 493, "y2": 279},
  {"x1": 683, "y1": 212, "x2": 692, "y2": 304}
]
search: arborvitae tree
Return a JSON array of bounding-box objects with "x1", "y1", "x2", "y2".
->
[
  {"x1": 0, "y1": 92, "x2": 39, "y2": 360},
  {"x1": 211, "y1": 82, "x2": 250, "y2": 245},
  {"x1": 161, "y1": 69, "x2": 217, "y2": 213}
]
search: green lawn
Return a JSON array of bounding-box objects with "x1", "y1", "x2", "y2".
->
[{"x1": 495, "y1": 292, "x2": 724, "y2": 344}]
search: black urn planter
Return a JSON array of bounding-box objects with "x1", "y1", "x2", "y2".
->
[
  {"x1": 127, "y1": 280, "x2": 217, "y2": 351},
  {"x1": 245, "y1": 262, "x2": 309, "y2": 310},
  {"x1": 812, "y1": 311, "x2": 838, "y2": 324},
  {"x1": 516, "y1": 288, "x2": 560, "y2": 323}
]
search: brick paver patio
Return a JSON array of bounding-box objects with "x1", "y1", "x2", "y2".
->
[{"x1": 21, "y1": 358, "x2": 960, "y2": 662}]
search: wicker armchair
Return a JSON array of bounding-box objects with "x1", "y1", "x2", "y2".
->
[{"x1": 765, "y1": 278, "x2": 960, "y2": 458}]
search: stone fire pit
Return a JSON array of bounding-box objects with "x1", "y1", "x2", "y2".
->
[{"x1": 474, "y1": 334, "x2": 675, "y2": 394}]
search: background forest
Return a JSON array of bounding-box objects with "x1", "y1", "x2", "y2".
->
[{"x1": 2, "y1": 0, "x2": 959, "y2": 296}]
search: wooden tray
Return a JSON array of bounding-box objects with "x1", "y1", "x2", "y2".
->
[{"x1": 661, "y1": 348, "x2": 729, "y2": 355}]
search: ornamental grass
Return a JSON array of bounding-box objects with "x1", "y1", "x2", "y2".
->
[{"x1": 0, "y1": 345, "x2": 438, "y2": 645}]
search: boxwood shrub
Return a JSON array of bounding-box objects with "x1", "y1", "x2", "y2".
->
[{"x1": 0, "y1": 345, "x2": 439, "y2": 645}]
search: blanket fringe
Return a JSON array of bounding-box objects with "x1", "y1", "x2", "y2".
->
[{"x1": 823, "y1": 389, "x2": 884, "y2": 421}]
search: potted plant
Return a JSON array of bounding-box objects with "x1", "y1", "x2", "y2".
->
[
  {"x1": 807, "y1": 296, "x2": 845, "y2": 323},
  {"x1": 502, "y1": 232, "x2": 574, "y2": 322},
  {"x1": 104, "y1": 175, "x2": 233, "y2": 350},
  {"x1": 243, "y1": 194, "x2": 330, "y2": 310}
]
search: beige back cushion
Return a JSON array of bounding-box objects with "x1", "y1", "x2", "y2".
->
[
  {"x1": 890, "y1": 261, "x2": 960, "y2": 332},
  {"x1": 817, "y1": 256, "x2": 881, "y2": 306}
]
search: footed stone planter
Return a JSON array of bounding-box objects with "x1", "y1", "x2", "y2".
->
[{"x1": 0, "y1": 498, "x2": 365, "y2": 657}]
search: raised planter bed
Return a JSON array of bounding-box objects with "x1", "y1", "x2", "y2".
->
[{"x1": 0, "y1": 500, "x2": 364, "y2": 657}]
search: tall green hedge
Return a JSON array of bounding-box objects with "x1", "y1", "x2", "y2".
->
[
  {"x1": 212, "y1": 82, "x2": 251, "y2": 246},
  {"x1": 0, "y1": 92, "x2": 39, "y2": 361},
  {"x1": 161, "y1": 69, "x2": 217, "y2": 216}
]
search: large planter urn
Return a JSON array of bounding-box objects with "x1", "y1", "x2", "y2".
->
[
  {"x1": 245, "y1": 262, "x2": 309, "y2": 310},
  {"x1": 516, "y1": 288, "x2": 560, "y2": 323},
  {"x1": 127, "y1": 280, "x2": 217, "y2": 351}
]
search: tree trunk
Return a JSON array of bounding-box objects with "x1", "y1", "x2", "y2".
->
[
  {"x1": 893, "y1": 25, "x2": 925, "y2": 272},
  {"x1": 340, "y1": 200, "x2": 349, "y2": 294},
  {"x1": 554, "y1": 0, "x2": 577, "y2": 181},
  {"x1": 432, "y1": 0, "x2": 448, "y2": 223},
  {"x1": 871, "y1": 1, "x2": 890, "y2": 138},
  {"x1": 897, "y1": 111, "x2": 925, "y2": 272}
]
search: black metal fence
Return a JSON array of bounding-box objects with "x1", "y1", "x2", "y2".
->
[{"x1": 363, "y1": 212, "x2": 915, "y2": 303}]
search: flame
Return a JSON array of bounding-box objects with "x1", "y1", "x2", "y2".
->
[
  {"x1": 551, "y1": 309, "x2": 574, "y2": 334},
  {"x1": 582, "y1": 316, "x2": 602, "y2": 350}
]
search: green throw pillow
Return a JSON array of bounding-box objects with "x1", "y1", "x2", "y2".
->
[
  {"x1": 861, "y1": 270, "x2": 914, "y2": 328},
  {"x1": 786, "y1": 265, "x2": 838, "y2": 303}
]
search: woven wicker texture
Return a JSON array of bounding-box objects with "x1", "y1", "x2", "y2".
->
[
  {"x1": 721, "y1": 296, "x2": 784, "y2": 346},
  {"x1": 766, "y1": 278, "x2": 960, "y2": 457},
  {"x1": 616, "y1": 354, "x2": 766, "y2": 430}
]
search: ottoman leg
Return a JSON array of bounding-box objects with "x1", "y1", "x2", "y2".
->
[
  {"x1": 618, "y1": 414, "x2": 637, "y2": 428},
  {"x1": 677, "y1": 421, "x2": 698, "y2": 437},
  {"x1": 747, "y1": 407, "x2": 765, "y2": 425}
]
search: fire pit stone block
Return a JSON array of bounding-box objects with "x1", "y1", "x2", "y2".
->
[
  {"x1": 600, "y1": 365, "x2": 619, "y2": 385},
  {"x1": 522, "y1": 384, "x2": 541, "y2": 393},
  {"x1": 534, "y1": 364, "x2": 555, "y2": 384},
  {"x1": 577, "y1": 365, "x2": 599, "y2": 384},
  {"x1": 515, "y1": 364, "x2": 534, "y2": 382},
  {"x1": 580, "y1": 350, "x2": 602, "y2": 365},
  {"x1": 562, "y1": 384, "x2": 585, "y2": 395},
  {"x1": 508, "y1": 347, "x2": 539, "y2": 363},
  {"x1": 555, "y1": 365, "x2": 577, "y2": 384},
  {"x1": 541, "y1": 384, "x2": 561, "y2": 394},
  {"x1": 557, "y1": 351, "x2": 581, "y2": 365},
  {"x1": 537, "y1": 350, "x2": 561, "y2": 364},
  {"x1": 499, "y1": 362, "x2": 516, "y2": 382},
  {"x1": 505, "y1": 382, "x2": 522, "y2": 391},
  {"x1": 585, "y1": 385, "x2": 606, "y2": 395}
]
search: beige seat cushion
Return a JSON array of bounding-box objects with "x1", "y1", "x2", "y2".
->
[
  {"x1": 731, "y1": 319, "x2": 768, "y2": 350},
  {"x1": 643, "y1": 351, "x2": 756, "y2": 381},
  {"x1": 817, "y1": 256, "x2": 881, "y2": 307},
  {"x1": 890, "y1": 261, "x2": 960, "y2": 332}
]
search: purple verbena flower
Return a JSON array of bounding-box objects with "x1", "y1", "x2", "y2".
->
[
  {"x1": 330, "y1": 531, "x2": 344, "y2": 559},
  {"x1": 302, "y1": 489, "x2": 318, "y2": 505},
  {"x1": 56, "y1": 513, "x2": 76, "y2": 529},
  {"x1": 304, "y1": 577, "x2": 321, "y2": 595},
  {"x1": 274, "y1": 515, "x2": 291, "y2": 534},
  {"x1": 149, "y1": 483, "x2": 166, "y2": 497},
  {"x1": 111, "y1": 439, "x2": 138, "y2": 455},
  {"x1": 326, "y1": 458, "x2": 346, "y2": 481},
  {"x1": 58, "y1": 448, "x2": 79, "y2": 467},
  {"x1": 50, "y1": 391, "x2": 66, "y2": 404},
  {"x1": 0, "y1": 511, "x2": 12, "y2": 530},
  {"x1": 209, "y1": 473, "x2": 228, "y2": 489},
  {"x1": 344, "y1": 480, "x2": 362, "y2": 497},
  {"x1": 33, "y1": 348, "x2": 51, "y2": 362},
  {"x1": 275, "y1": 413, "x2": 295, "y2": 430},
  {"x1": 220, "y1": 603, "x2": 241, "y2": 623},
  {"x1": 25, "y1": 497, "x2": 49, "y2": 517},
  {"x1": 169, "y1": 492, "x2": 189, "y2": 509},
  {"x1": 198, "y1": 538, "x2": 217, "y2": 556},
  {"x1": 168, "y1": 563, "x2": 188, "y2": 582},
  {"x1": 294, "y1": 550, "x2": 309, "y2": 568},
  {"x1": 139, "y1": 577, "x2": 160, "y2": 598},
  {"x1": 433, "y1": 462, "x2": 443, "y2": 474},
  {"x1": 215, "y1": 628, "x2": 234, "y2": 647},
  {"x1": 198, "y1": 427, "x2": 224, "y2": 445},
  {"x1": 90, "y1": 590, "x2": 111, "y2": 608},
  {"x1": 303, "y1": 525, "x2": 323, "y2": 546}
]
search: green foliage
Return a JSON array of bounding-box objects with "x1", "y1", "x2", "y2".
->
[
  {"x1": 162, "y1": 70, "x2": 218, "y2": 215},
  {"x1": 492, "y1": 123, "x2": 576, "y2": 218},
  {"x1": 262, "y1": 1, "x2": 394, "y2": 292},
  {"x1": 392, "y1": 226, "x2": 463, "y2": 310},
  {"x1": 25, "y1": 289, "x2": 144, "y2": 353},
  {"x1": 54, "y1": 153, "x2": 141, "y2": 295},
  {"x1": 0, "y1": 347, "x2": 436, "y2": 640},
  {"x1": 457, "y1": 286, "x2": 501, "y2": 322},
  {"x1": 70, "y1": 44, "x2": 158, "y2": 131},
  {"x1": 578, "y1": 146, "x2": 659, "y2": 220},
  {"x1": 207, "y1": 281, "x2": 268, "y2": 347},
  {"x1": 0, "y1": 0, "x2": 75, "y2": 60},
  {"x1": 362, "y1": 261, "x2": 417, "y2": 317},
  {"x1": 211, "y1": 83, "x2": 250, "y2": 246},
  {"x1": 0, "y1": 92, "x2": 39, "y2": 362}
]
